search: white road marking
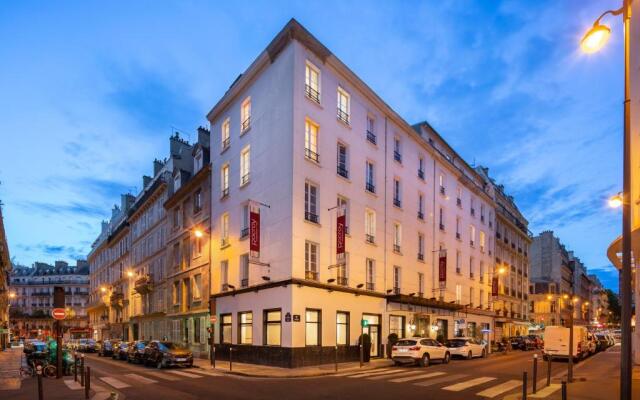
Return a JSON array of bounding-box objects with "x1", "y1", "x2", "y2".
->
[
  {"x1": 443, "y1": 376, "x2": 497, "y2": 392},
  {"x1": 333, "y1": 368, "x2": 392, "y2": 377},
  {"x1": 414, "y1": 374, "x2": 468, "y2": 387},
  {"x1": 476, "y1": 380, "x2": 522, "y2": 398},
  {"x1": 348, "y1": 369, "x2": 407, "y2": 378},
  {"x1": 124, "y1": 373, "x2": 158, "y2": 384},
  {"x1": 189, "y1": 369, "x2": 223, "y2": 377},
  {"x1": 99, "y1": 376, "x2": 131, "y2": 389},
  {"x1": 367, "y1": 370, "x2": 425, "y2": 380},
  {"x1": 141, "y1": 371, "x2": 180, "y2": 381},
  {"x1": 529, "y1": 384, "x2": 562, "y2": 398},
  {"x1": 166, "y1": 370, "x2": 203, "y2": 378},
  {"x1": 389, "y1": 371, "x2": 446, "y2": 383}
]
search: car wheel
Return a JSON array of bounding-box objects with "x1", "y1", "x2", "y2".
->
[
  {"x1": 443, "y1": 352, "x2": 450, "y2": 364},
  {"x1": 157, "y1": 357, "x2": 163, "y2": 369},
  {"x1": 420, "y1": 353, "x2": 430, "y2": 367},
  {"x1": 467, "y1": 351, "x2": 473, "y2": 360}
]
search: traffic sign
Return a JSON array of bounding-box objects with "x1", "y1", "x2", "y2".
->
[
  {"x1": 210, "y1": 315, "x2": 217, "y2": 324},
  {"x1": 361, "y1": 319, "x2": 369, "y2": 328},
  {"x1": 52, "y1": 308, "x2": 66, "y2": 320}
]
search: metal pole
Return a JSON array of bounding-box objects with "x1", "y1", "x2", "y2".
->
[
  {"x1": 568, "y1": 299, "x2": 574, "y2": 383},
  {"x1": 56, "y1": 320, "x2": 62, "y2": 379},
  {"x1": 85, "y1": 367, "x2": 90, "y2": 399},
  {"x1": 212, "y1": 344, "x2": 216, "y2": 369},
  {"x1": 74, "y1": 352, "x2": 78, "y2": 382},
  {"x1": 620, "y1": 4, "x2": 633, "y2": 400},
  {"x1": 80, "y1": 355, "x2": 85, "y2": 387},
  {"x1": 37, "y1": 365, "x2": 43, "y2": 400},
  {"x1": 547, "y1": 355, "x2": 552, "y2": 387},
  {"x1": 359, "y1": 325, "x2": 363, "y2": 368},
  {"x1": 533, "y1": 354, "x2": 538, "y2": 394},
  {"x1": 562, "y1": 380, "x2": 567, "y2": 400},
  {"x1": 229, "y1": 347, "x2": 233, "y2": 372},
  {"x1": 522, "y1": 371, "x2": 527, "y2": 400},
  {"x1": 335, "y1": 345, "x2": 338, "y2": 372}
]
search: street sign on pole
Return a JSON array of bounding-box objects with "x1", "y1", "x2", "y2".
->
[
  {"x1": 210, "y1": 315, "x2": 217, "y2": 324},
  {"x1": 52, "y1": 308, "x2": 66, "y2": 320}
]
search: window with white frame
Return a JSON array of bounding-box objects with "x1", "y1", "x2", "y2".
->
[
  {"x1": 418, "y1": 193, "x2": 424, "y2": 220},
  {"x1": 241, "y1": 204, "x2": 249, "y2": 238},
  {"x1": 264, "y1": 309, "x2": 282, "y2": 346},
  {"x1": 220, "y1": 260, "x2": 229, "y2": 291},
  {"x1": 366, "y1": 258, "x2": 375, "y2": 290},
  {"x1": 337, "y1": 87, "x2": 350, "y2": 124},
  {"x1": 393, "y1": 266, "x2": 401, "y2": 293},
  {"x1": 456, "y1": 216, "x2": 461, "y2": 239},
  {"x1": 470, "y1": 225, "x2": 476, "y2": 247},
  {"x1": 240, "y1": 98, "x2": 251, "y2": 132},
  {"x1": 393, "y1": 178, "x2": 401, "y2": 207},
  {"x1": 470, "y1": 197, "x2": 476, "y2": 216},
  {"x1": 418, "y1": 233, "x2": 425, "y2": 260},
  {"x1": 337, "y1": 142, "x2": 348, "y2": 178},
  {"x1": 469, "y1": 256, "x2": 475, "y2": 278},
  {"x1": 439, "y1": 173, "x2": 446, "y2": 194},
  {"x1": 194, "y1": 149, "x2": 203, "y2": 172},
  {"x1": 305, "y1": 119, "x2": 319, "y2": 162},
  {"x1": 221, "y1": 164, "x2": 229, "y2": 197},
  {"x1": 240, "y1": 253, "x2": 249, "y2": 287},
  {"x1": 418, "y1": 156, "x2": 425, "y2": 179},
  {"x1": 393, "y1": 137, "x2": 402, "y2": 163},
  {"x1": 240, "y1": 146, "x2": 250, "y2": 185},
  {"x1": 193, "y1": 188, "x2": 203, "y2": 214},
  {"x1": 305, "y1": 309, "x2": 321, "y2": 346},
  {"x1": 221, "y1": 213, "x2": 229, "y2": 247},
  {"x1": 221, "y1": 118, "x2": 230, "y2": 150},
  {"x1": 174, "y1": 173, "x2": 181, "y2": 192},
  {"x1": 305, "y1": 241, "x2": 318, "y2": 280},
  {"x1": 418, "y1": 272, "x2": 424, "y2": 297},
  {"x1": 439, "y1": 207, "x2": 445, "y2": 230},
  {"x1": 365, "y1": 209, "x2": 376, "y2": 243},
  {"x1": 456, "y1": 187, "x2": 463, "y2": 206},
  {"x1": 305, "y1": 61, "x2": 320, "y2": 103},
  {"x1": 365, "y1": 161, "x2": 375, "y2": 193},
  {"x1": 304, "y1": 181, "x2": 319, "y2": 223},
  {"x1": 456, "y1": 250, "x2": 461, "y2": 274},
  {"x1": 480, "y1": 231, "x2": 486, "y2": 252},
  {"x1": 366, "y1": 115, "x2": 376, "y2": 144},
  {"x1": 393, "y1": 222, "x2": 401, "y2": 252},
  {"x1": 192, "y1": 274, "x2": 202, "y2": 301}
]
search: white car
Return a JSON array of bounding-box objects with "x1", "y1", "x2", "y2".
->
[
  {"x1": 446, "y1": 337, "x2": 487, "y2": 359},
  {"x1": 391, "y1": 337, "x2": 450, "y2": 367}
]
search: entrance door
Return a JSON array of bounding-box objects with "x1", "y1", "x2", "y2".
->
[
  {"x1": 132, "y1": 323, "x2": 139, "y2": 341},
  {"x1": 362, "y1": 314, "x2": 381, "y2": 357},
  {"x1": 436, "y1": 319, "x2": 448, "y2": 343}
]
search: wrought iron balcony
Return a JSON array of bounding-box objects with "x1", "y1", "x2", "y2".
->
[
  {"x1": 366, "y1": 182, "x2": 376, "y2": 193},
  {"x1": 305, "y1": 211, "x2": 319, "y2": 223},
  {"x1": 417, "y1": 253, "x2": 424, "y2": 261},
  {"x1": 241, "y1": 117, "x2": 251, "y2": 132},
  {"x1": 418, "y1": 211, "x2": 424, "y2": 220},
  {"x1": 418, "y1": 169, "x2": 425, "y2": 180},
  {"x1": 221, "y1": 187, "x2": 229, "y2": 199},
  {"x1": 305, "y1": 270, "x2": 319, "y2": 281},
  {"x1": 221, "y1": 137, "x2": 230, "y2": 150},
  {"x1": 440, "y1": 186, "x2": 446, "y2": 195},
  {"x1": 337, "y1": 108, "x2": 350, "y2": 125},
  {"x1": 337, "y1": 165, "x2": 349, "y2": 179},
  {"x1": 240, "y1": 228, "x2": 249, "y2": 238},
  {"x1": 366, "y1": 130, "x2": 376, "y2": 144},
  {"x1": 336, "y1": 277, "x2": 348, "y2": 286},
  {"x1": 241, "y1": 278, "x2": 249, "y2": 288},
  {"x1": 241, "y1": 173, "x2": 250, "y2": 185},
  {"x1": 457, "y1": 198, "x2": 462, "y2": 207},
  {"x1": 393, "y1": 198, "x2": 401, "y2": 208},
  {"x1": 365, "y1": 234, "x2": 375, "y2": 244},
  {"x1": 305, "y1": 148, "x2": 319, "y2": 163},
  {"x1": 394, "y1": 151, "x2": 402, "y2": 163},
  {"x1": 393, "y1": 244, "x2": 401, "y2": 253},
  {"x1": 366, "y1": 282, "x2": 375, "y2": 291},
  {"x1": 305, "y1": 84, "x2": 320, "y2": 104},
  {"x1": 134, "y1": 274, "x2": 153, "y2": 295}
]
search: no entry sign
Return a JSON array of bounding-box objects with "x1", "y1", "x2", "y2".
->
[{"x1": 51, "y1": 308, "x2": 66, "y2": 320}]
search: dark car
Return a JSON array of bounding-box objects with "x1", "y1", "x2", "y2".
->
[
  {"x1": 98, "y1": 339, "x2": 120, "y2": 357},
  {"x1": 127, "y1": 340, "x2": 148, "y2": 364},
  {"x1": 143, "y1": 341, "x2": 193, "y2": 369},
  {"x1": 595, "y1": 334, "x2": 610, "y2": 352},
  {"x1": 510, "y1": 336, "x2": 534, "y2": 351},
  {"x1": 527, "y1": 335, "x2": 544, "y2": 349},
  {"x1": 113, "y1": 342, "x2": 130, "y2": 360},
  {"x1": 78, "y1": 339, "x2": 97, "y2": 353}
]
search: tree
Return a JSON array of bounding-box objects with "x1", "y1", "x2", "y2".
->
[{"x1": 605, "y1": 289, "x2": 621, "y2": 323}]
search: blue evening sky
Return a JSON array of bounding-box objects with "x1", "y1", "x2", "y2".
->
[{"x1": 0, "y1": 1, "x2": 624, "y2": 290}]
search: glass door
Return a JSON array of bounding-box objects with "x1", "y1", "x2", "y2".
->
[{"x1": 362, "y1": 314, "x2": 381, "y2": 357}]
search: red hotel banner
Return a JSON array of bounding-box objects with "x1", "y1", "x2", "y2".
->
[
  {"x1": 250, "y1": 209, "x2": 260, "y2": 257},
  {"x1": 336, "y1": 214, "x2": 346, "y2": 257},
  {"x1": 492, "y1": 276, "x2": 499, "y2": 297},
  {"x1": 438, "y1": 252, "x2": 447, "y2": 285}
]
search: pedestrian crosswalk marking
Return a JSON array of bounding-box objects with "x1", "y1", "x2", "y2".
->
[
  {"x1": 124, "y1": 373, "x2": 158, "y2": 384},
  {"x1": 348, "y1": 369, "x2": 406, "y2": 378},
  {"x1": 443, "y1": 376, "x2": 496, "y2": 392},
  {"x1": 333, "y1": 368, "x2": 392, "y2": 377},
  {"x1": 529, "y1": 384, "x2": 561, "y2": 398},
  {"x1": 99, "y1": 376, "x2": 131, "y2": 389},
  {"x1": 414, "y1": 373, "x2": 468, "y2": 387},
  {"x1": 189, "y1": 369, "x2": 223, "y2": 377},
  {"x1": 142, "y1": 371, "x2": 180, "y2": 381},
  {"x1": 167, "y1": 370, "x2": 203, "y2": 378},
  {"x1": 476, "y1": 379, "x2": 521, "y2": 398},
  {"x1": 389, "y1": 371, "x2": 446, "y2": 383},
  {"x1": 63, "y1": 379, "x2": 83, "y2": 390},
  {"x1": 367, "y1": 370, "x2": 424, "y2": 380}
]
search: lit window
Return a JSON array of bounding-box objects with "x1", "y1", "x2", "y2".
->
[
  {"x1": 337, "y1": 142, "x2": 348, "y2": 178},
  {"x1": 192, "y1": 274, "x2": 202, "y2": 300},
  {"x1": 220, "y1": 260, "x2": 229, "y2": 291},
  {"x1": 221, "y1": 118, "x2": 230, "y2": 150},
  {"x1": 305, "y1": 241, "x2": 318, "y2": 280},
  {"x1": 365, "y1": 161, "x2": 375, "y2": 193},
  {"x1": 221, "y1": 213, "x2": 229, "y2": 247},
  {"x1": 304, "y1": 181, "x2": 319, "y2": 223},
  {"x1": 240, "y1": 98, "x2": 251, "y2": 132},
  {"x1": 305, "y1": 309, "x2": 321, "y2": 346},
  {"x1": 264, "y1": 309, "x2": 282, "y2": 346},
  {"x1": 240, "y1": 146, "x2": 250, "y2": 185},
  {"x1": 305, "y1": 62, "x2": 320, "y2": 103},
  {"x1": 305, "y1": 120, "x2": 319, "y2": 162},
  {"x1": 365, "y1": 209, "x2": 376, "y2": 243},
  {"x1": 220, "y1": 314, "x2": 232, "y2": 343},
  {"x1": 393, "y1": 223, "x2": 401, "y2": 252},
  {"x1": 336, "y1": 312, "x2": 349, "y2": 346},
  {"x1": 240, "y1": 254, "x2": 249, "y2": 287},
  {"x1": 238, "y1": 312, "x2": 253, "y2": 344},
  {"x1": 337, "y1": 87, "x2": 350, "y2": 124},
  {"x1": 221, "y1": 164, "x2": 229, "y2": 198}
]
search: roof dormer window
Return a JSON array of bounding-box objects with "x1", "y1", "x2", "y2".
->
[
  {"x1": 194, "y1": 149, "x2": 203, "y2": 173},
  {"x1": 174, "y1": 172, "x2": 181, "y2": 192}
]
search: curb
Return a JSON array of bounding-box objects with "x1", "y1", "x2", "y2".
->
[{"x1": 192, "y1": 363, "x2": 391, "y2": 379}]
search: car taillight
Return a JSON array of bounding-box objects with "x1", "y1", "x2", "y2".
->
[{"x1": 409, "y1": 346, "x2": 420, "y2": 351}]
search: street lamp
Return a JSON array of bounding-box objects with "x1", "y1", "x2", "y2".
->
[
  {"x1": 581, "y1": 2, "x2": 632, "y2": 399},
  {"x1": 609, "y1": 193, "x2": 623, "y2": 208},
  {"x1": 8, "y1": 292, "x2": 16, "y2": 299},
  {"x1": 127, "y1": 271, "x2": 134, "y2": 278},
  {"x1": 194, "y1": 229, "x2": 204, "y2": 238}
]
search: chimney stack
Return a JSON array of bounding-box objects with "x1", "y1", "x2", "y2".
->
[
  {"x1": 153, "y1": 159, "x2": 164, "y2": 176},
  {"x1": 143, "y1": 175, "x2": 152, "y2": 188}
]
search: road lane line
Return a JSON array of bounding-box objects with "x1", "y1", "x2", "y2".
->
[
  {"x1": 348, "y1": 369, "x2": 407, "y2": 378},
  {"x1": 529, "y1": 384, "x2": 561, "y2": 398},
  {"x1": 367, "y1": 370, "x2": 425, "y2": 380},
  {"x1": 141, "y1": 371, "x2": 180, "y2": 381},
  {"x1": 389, "y1": 372, "x2": 446, "y2": 383},
  {"x1": 476, "y1": 380, "x2": 521, "y2": 398},
  {"x1": 443, "y1": 376, "x2": 496, "y2": 391},
  {"x1": 414, "y1": 373, "x2": 468, "y2": 387},
  {"x1": 124, "y1": 373, "x2": 158, "y2": 384},
  {"x1": 166, "y1": 370, "x2": 203, "y2": 378},
  {"x1": 99, "y1": 376, "x2": 131, "y2": 389}
]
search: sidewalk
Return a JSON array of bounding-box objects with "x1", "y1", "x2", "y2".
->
[
  {"x1": 193, "y1": 357, "x2": 393, "y2": 378},
  {"x1": 0, "y1": 347, "x2": 23, "y2": 391}
]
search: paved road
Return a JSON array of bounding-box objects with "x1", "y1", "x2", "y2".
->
[{"x1": 80, "y1": 350, "x2": 574, "y2": 400}]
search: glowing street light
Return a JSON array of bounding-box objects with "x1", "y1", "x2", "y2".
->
[
  {"x1": 547, "y1": 295, "x2": 553, "y2": 300},
  {"x1": 498, "y1": 267, "x2": 506, "y2": 275},
  {"x1": 100, "y1": 286, "x2": 107, "y2": 293},
  {"x1": 127, "y1": 271, "x2": 134, "y2": 278},
  {"x1": 581, "y1": 22, "x2": 611, "y2": 54},
  {"x1": 8, "y1": 292, "x2": 16, "y2": 299},
  {"x1": 609, "y1": 193, "x2": 623, "y2": 208},
  {"x1": 194, "y1": 229, "x2": 204, "y2": 238}
]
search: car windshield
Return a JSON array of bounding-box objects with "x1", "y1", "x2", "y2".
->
[
  {"x1": 158, "y1": 342, "x2": 178, "y2": 351},
  {"x1": 446, "y1": 339, "x2": 468, "y2": 347},
  {"x1": 395, "y1": 340, "x2": 417, "y2": 346},
  {"x1": 87, "y1": 340, "x2": 96, "y2": 345},
  {"x1": 135, "y1": 342, "x2": 148, "y2": 349}
]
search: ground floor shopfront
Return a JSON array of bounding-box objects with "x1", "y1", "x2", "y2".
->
[
  {"x1": 166, "y1": 311, "x2": 210, "y2": 359},
  {"x1": 210, "y1": 279, "x2": 496, "y2": 368}
]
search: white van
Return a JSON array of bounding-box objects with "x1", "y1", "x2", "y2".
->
[{"x1": 543, "y1": 325, "x2": 589, "y2": 361}]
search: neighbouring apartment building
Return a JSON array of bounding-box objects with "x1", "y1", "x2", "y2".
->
[
  {"x1": 88, "y1": 128, "x2": 211, "y2": 356},
  {"x1": 588, "y1": 274, "x2": 609, "y2": 325},
  {"x1": 477, "y1": 167, "x2": 532, "y2": 340},
  {"x1": 9, "y1": 261, "x2": 90, "y2": 339},
  {"x1": 0, "y1": 204, "x2": 11, "y2": 350},
  {"x1": 206, "y1": 19, "x2": 498, "y2": 367}
]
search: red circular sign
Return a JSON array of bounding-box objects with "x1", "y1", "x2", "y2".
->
[
  {"x1": 210, "y1": 315, "x2": 217, "y2": 323},
  {"x1": 51, "y1": 308, "x2": 66, "y2": 320}
]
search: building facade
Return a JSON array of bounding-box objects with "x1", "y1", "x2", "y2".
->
[
  {"x1": 206, "y1": 19, "x2": 498, "y2": 368},
  {"x1": 9, "y1": 261, "x2": 90, "y2": 339},
  {"x1": 0, "y1": 204, "x2": 11, "y2": 350}
]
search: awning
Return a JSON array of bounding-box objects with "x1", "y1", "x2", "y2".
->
[{"x1": 606, "y1": 227, "x2": 640, "y2": 269}]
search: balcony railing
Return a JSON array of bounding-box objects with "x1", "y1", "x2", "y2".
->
[
  {"x1": 470, "y1": 240, "x2": 475, "y2": 247},
  {"x1": 134, "y1": 274, "x2": 153, "y2": 295},
  {"x1": 393, "y1": 287, "x2": 400, "y2": 295},
  {"x1": 418, "y1": 292, "x2": 424, "y2": 298},
  {"x1": 221, "y1": 137, "x2": 230, "y2": 150},
  {"x1": 365, "y1": 234, "x2": 375, "y2": 244},
  {"x1": 394, "y1": 151, "x2": 402, "y2": 163},
  {"x1": 393, "y1": 244, "x2": 401, "y2": 253},
  {"x1": 336, "y1": 277, "x2": 348, "y2": 286},
  {"x1": 221, "y1": 283, "x2": 230, "y2": 292},
  {"x1": 366, "y1": 182, "x2": 376, "y2": 193},
  {"x1": 417, "y1": 211, "x2": 424, "y2": 220},
  {"x1": 366, "y1": 130, "x2": 376, "y2": 144},
  {"x1": 221, "y1": 187, "x2": 229, "y2": 199},
  {"x1": 241, "y1": 278, "x2": 249, "y2": 288},
  {"x1": 457, "y1": 198, "x2": 462, "y2": 207},
  {"x1": 337, "y1": 108, "x2": 350, "y2": 125},
  {"x1": 241, "y1": 173, "x2": 250, "y2": 185},
  {"x1": 241, "y1": 117, "x2": 251, "y2": 132},
  {"x1": 456, "y1": 232, "x2": 461, "y2": 240},
  {"x1": 305, "y1": 211, "x2": 319, "y2": 223},
  {"x1": 220, "y1": 238, "x2": 229, "y2": 248},
  {"x1": 417, "y1": 253, "x2": 424, "y2": 261},
  {"x1": 305, "y1": 270, "x2": 319, "y2": 281},
  {"x1": 439, "y1": 223, "x2": 445, "y2": 231},
  {"x1": 366, "y1": 282, "x2": 375, "y2": 291},
  {"x1": 337, "y1": 165, "x2": 349, "y2": 179},
  {"x1": 393, "y1": 198, "x2": 401, "y2": 208},
  {"x1": 305, "y1": 84, "x2": 320, "y2": 103},
  {"x1": 418, "y1": 169, "x2": 425, "y2": 180},
  {"x1": 305, "y1": 148, "x2": 319, "y2": 163},
  {"x1": 440, "y1": 186, "x2": 446, "y2": 195},
  {"x1": 240, "y1": 228, "x2": 249, "y2": 238},
  {"x1": 471, "y1": 208, "x2": 476, "y2": 216}
]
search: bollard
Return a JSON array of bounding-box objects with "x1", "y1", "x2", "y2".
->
[
  {"x1": 547, "y1": 354, "x2": 552, "y2": 387},
  {"x1": 359, "y1": 343, "x2": 363, "y2": 368},
  {"x1": 522, "y1": 371, "x2": 527, "y2": 400},
  {"x1": 212, "y1": 345, "x2": 216, "y2": 369},
  {"x1": 36, "y1": 365, "x2": 43, "y2": 400},
  {"x1": 229, "y1": 347, "x2": 233, "y2": 372},
  {"x1": 74, "y1": 352, "x2": 78, "y2": 382},
  {"x1": 561, "y1": 380, "x2": 567, "y2": 400},
  {"x1": 85, "y1": 367, "x2": 90, "y2": 400},
  {"x1": 334, "y1": 345, "x2": 338, "y2": 372},
  {"x1": 533, "y1": 354, "x2": 538, "y2": 394},
  {"x1": 80, "y1": 355, "x2": 85, "y2": 387}
]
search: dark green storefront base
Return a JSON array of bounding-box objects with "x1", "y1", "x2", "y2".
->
[{"x1": 214, "y1": 344, "x2": 367, "y2": 368}]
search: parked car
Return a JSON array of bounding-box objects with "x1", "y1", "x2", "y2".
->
[
  {"x1": 446, "y1": 337, "x2": 487, "y2": 359},
  {"x1": 143, "y1": 341, "x2": 193, "y2": 369},
  {"x1": 527, "y1": 335, "x2": 544, "y2": 349},
  {"x1": 586, "y1": 333, "x2": 598, "y2": 355},
  {"x1": 77, "y1": 339, "x2": 97, "y2": 353},
  {"x1": 543, "y1": 325, "x2": 589, "y2": 362},
  {"x1": 595, "y1": 334, "x2": 610, "y2": 352},
  {"x1": 606, "y1": 334, "x2": 616, "y2": 347},
  {"x1": 510, "y1": 336, "x2": 535, "y2": 351},
  {"x1": 127, "y1": 340, "x2": 148, "y2": 363},
  {"x1": 391, "y1": 337, "x2": 451, "y2": 367},
  {"x1": 113, "y1": 342, "x2": 130, "y2": 360},
  {"x1": 98, "y1": 339, "x2": 120, "y2": 357}
]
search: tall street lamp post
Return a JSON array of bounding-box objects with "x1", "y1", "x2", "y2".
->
[{"x1": 581, "y1": 1, "x2": 632, "y2": 399}]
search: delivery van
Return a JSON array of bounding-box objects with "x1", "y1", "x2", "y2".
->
[{"x1": 543, "y1": 325, "x2": 589, "y2": 361}]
